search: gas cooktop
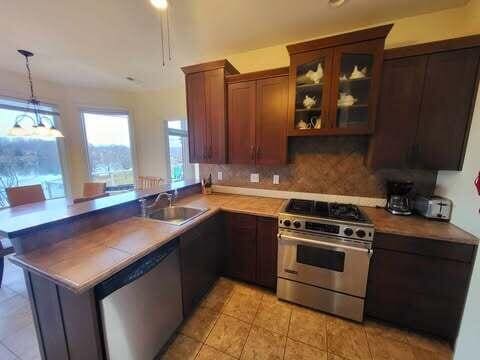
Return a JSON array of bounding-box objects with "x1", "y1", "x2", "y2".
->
[
  {"x1": 284, "y1": 199, "x2": 371, "y2": 223},
  {"x1": 279, "y1": 199, "x2": 374, "y2": 242}
]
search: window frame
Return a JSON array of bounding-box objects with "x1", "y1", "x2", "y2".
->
[
  {"x1": 164, "y1": 120, "x2": 194, "y2": 182},
  {"x1": 79, "y1": 107, "x2": 137, "y2": 190}
]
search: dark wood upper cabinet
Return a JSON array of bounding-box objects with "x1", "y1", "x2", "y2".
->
[
  {"x1": 227, "y1": 68, "x2": 289, "y2": 165},
  {"x1": 415, "y1": 48, "x2": 480, "y2": 170},
  {"x1": 185, "y1": 71, "x2": 207, "y2": 163},
  {"x1": 329, "y1": 39, "x2": 385, "y2": 134},
  {"x1": 182, "y1": 60, "x2": 239, "y2": 164},
  {"x1": 366, "y1": 56, "x2": 428, "y2": 169},
  {"x1": 368, "y1": 42, "x2": 480, "y2": 170},
  {"x1": 287, "y1": 25, "x2": 392, "y2": 136},
  {"x1": 256, "y1": 76, "x2": 289, "y2": 165},
  {"x1": 227, "y1": 81, "x2": 256, "y2": 164}
]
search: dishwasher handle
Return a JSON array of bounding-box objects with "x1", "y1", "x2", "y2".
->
[{"x1": 95, "y1": 238, "x2": 179, "y2": 301}]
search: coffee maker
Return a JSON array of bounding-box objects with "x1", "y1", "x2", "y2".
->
[{"x1": 386, "y1": 181, "x2": 414, "y2": 215}]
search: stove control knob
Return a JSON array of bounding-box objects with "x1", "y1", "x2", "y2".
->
[
  {"x1": 293, "y1": 221, "x2": 301, "y2": 228},
  {"x1": 283, "y1": 220, "x2": 291, "y2": 227},
  {"x1": 344, "y1": 228, "x2": 354, "y2": 237},
  {"x1": 356, "y1": 229, "x2": 366, "y2": 238}
]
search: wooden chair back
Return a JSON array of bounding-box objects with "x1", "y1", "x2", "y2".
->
[
  {"x1": 6, "y1": 184, "x2": 46, "y2": 207},
  {"x1": 136, "y1": 176, "x2": 164, "y2": 190},
  {"x1": 82, "y1": 182, "x2": 107, "y2": 197}
]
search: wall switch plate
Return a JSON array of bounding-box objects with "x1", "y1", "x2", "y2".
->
[
  {"x1": 217, "y1": 171, "x2": 223, "y2": 181},
  {"x1": 250, "y1": 173, "x2": 260, "y2": 183},
  {"x1": 273, "y1": 175, "x2": 280, "y2": 185}
]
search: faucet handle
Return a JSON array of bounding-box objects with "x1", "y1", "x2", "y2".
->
[{"x1": 139, "y1": 198, "x2": 148, "y2": 217}]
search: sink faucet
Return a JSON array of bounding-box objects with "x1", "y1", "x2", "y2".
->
[{"x1": 139, "y1": 191, "x2": 176, "y2": 217}]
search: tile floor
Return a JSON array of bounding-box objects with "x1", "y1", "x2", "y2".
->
[
  {"x1": 161, "y1": 277, "x2": 454, "y2": 360},
  {"x1": 0, "y1": 256, "x2": 41, "y2": 360},
  {"x1": 0, "y1": 257, "x2": 454, "y2": 360}
]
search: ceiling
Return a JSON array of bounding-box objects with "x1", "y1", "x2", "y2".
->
[{"x1": 0, "y1": 0, "x2": 468, "y2": 91}]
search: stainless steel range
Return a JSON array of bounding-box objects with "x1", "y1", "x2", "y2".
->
[{"x1": 276, "y1": 199, "x2": 374, "y2": 322}]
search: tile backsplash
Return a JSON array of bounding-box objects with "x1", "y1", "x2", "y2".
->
[{"x1": 200, "y1": 136, "x2": 437, "y2": 198}]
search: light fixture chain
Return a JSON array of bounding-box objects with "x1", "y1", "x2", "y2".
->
[
  {"x1": 160, "y1": 12, "x2": 165, "y2": 66},
  {"x1": 166, "y1": 7, "x2": 172, "y2": 61},
  {"x1": 25, "y1": 56, "x2": 37, "y2": 101}
]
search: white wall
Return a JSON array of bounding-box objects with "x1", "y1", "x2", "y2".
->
[
  {"x1": 436, "y1": 85, "x2": 480, "y2": 359},
  {"x1": 130, "y1": 87, "x2": 187, "y2": 180},
  {"x1": 0, "y1": 69, "x2": 134, "y2": 197}
]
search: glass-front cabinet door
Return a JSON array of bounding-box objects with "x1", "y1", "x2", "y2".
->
[
  {"x1": 329, "y1": 39, "x2": 384, "y2": 134},
  {"x1": 288, "y1": 49, "x2": 333, "y2": 135}
]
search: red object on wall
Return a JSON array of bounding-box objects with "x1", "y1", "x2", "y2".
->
[{"x1": 475, "y1": 171, "x2": 480, "y2": 195}]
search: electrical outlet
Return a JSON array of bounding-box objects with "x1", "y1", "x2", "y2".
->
[
  {"x1": 273, "y1": 175, "x2": 280, "y2": 185},
  {"x1": 250, "y1": 173, "x2": 260, "y2": 183},
  {"x1": 217, "y1": 171, "x2": 223, "y2": 181}
]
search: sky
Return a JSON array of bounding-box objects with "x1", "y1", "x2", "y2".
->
[{"x1": 83, "y1": 113, "x2": 131, "y2": 147}]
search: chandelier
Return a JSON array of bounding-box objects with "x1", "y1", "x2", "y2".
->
[{"x1": 8, "y1": 50, "x2": 64, "y2": 138}]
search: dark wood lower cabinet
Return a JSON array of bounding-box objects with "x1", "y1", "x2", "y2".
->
[
  {"x1": 225, "y1": 213, "x2": 257, "y2": 283},
  {"x1": 224, "y1": 212, "x2": 278, "y2": 289},
  {"x1": 366, "y1": 233, "x2": 476, "y2": 341},
  {"x1": 180, "y1": 214, "x2": 223, "y2": 316},
  {"x1": 256, "y1": 217, "x2": 278, "y2": 289}
]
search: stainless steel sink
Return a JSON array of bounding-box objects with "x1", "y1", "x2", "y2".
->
[{"x1": 146, "y1": 206, "x2": 208, "y2": 226}]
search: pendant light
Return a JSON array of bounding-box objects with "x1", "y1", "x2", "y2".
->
[
  {"x1": 150, "y1": 0, "x2": 173, "y2": 66},
  {"x1": 7, "y1": 50, "x2": 64, "y2": 138}
]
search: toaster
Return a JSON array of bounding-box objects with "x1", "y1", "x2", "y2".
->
[{"x1": 414, "y1": 195, "x2": 452, "y2": 221}]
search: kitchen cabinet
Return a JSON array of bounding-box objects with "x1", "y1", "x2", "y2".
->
[
  {"x1": 287, "y1": 25, "x2": 392, "y2": 136},
  {"x1": 367, "y1": 40, "x2": 480, "y2": 170},
  {"x1": 182, "y1": 60, "x2": 239, "y2": 164},
  {"x1": 255, "y1": 217, "x2": 278, "y2": 289},
  {"x1": 227, "y1": 68, "x2": 289, "y2": 165},
  {"x1": 225, "y1": 212, "x2": 257, "y2": 283},
  {"x1": 180, "y1": 214, "x2": 223, "y2": 316},
  {"x1": 224, "y1": 212, "x2": 278, "y2": 289},
  {"x1": 366, "y1": 233, "x2": 477, "y2": 341}
]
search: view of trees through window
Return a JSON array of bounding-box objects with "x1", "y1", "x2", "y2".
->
[
  {"x1": 0, "y1": 102, "x2": 65, "y2": 207},
  {"x1": 167, "y1": 120, "x2": 188, "y2": 181},
  {"x1": 82, "y1": 111, "x2": 134, "y2": 190},
  {"x1": 0, "y1": 104, "x2": 65, "y2": 208}
]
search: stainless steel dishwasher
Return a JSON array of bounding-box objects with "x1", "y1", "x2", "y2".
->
[{"x1": 95, "y1": 239, "x2": 183, "y2": 360}]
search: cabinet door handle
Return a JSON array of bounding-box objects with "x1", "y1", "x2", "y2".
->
[
  {"x1": 250, "y1": 145, "x2": 255, "y2": 160},
  {"x1": 256, "y1": 146, "x2": 261, "y2": 159},
  {"x1": 208, "y1": 145, "x2": 213, "y2": 160}
]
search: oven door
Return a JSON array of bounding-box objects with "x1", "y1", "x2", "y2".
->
[{"x1": 277, "y1": 230, "x2": 372, "y2": 298}]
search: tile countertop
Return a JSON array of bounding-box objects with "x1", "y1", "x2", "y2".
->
[
  {"x1": 362, "y1": 207, "x2": 479, "y2": 246},
  {"x1": 0, "y1": 179, "x2": 201, "y2": 238},
  {"x1": 9, "y1": 193, "x2": 478, "y2": 293},
  {"x1": 10, "y1": 194, "x2": 285, "y2": 294}
]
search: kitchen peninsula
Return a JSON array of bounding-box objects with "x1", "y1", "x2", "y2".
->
[{"x1": 1, "y1": 180, "x2": 478, "y2": 359}]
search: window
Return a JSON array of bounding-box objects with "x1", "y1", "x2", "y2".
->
[
  {"x1": 166, "y1": 120, "x2": 197, "y2": 182},
  {"x1": 81, "y1": 111, "x2": 135, "y2": 191},
  {"x1": 0, "y1": 97, "x2": 66, "y2": 208}
]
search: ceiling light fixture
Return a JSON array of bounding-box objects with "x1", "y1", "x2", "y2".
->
[
  {"x1": 150, "y1": 0, "x2": 173, "y2": 66},
  {"x1": 7, "y1": 50, "x2": 64, "y2": 138},
  {"x1": 329, "y1": 0, "x2": 346, "y2": 7},
  {"x1": 150, "y1": 0, "x2": 168, "y2": 10}
]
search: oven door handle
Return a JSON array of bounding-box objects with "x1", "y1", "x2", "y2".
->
[{"x1": 278, "y1": 233, "x2": 372, "y2": 254}]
